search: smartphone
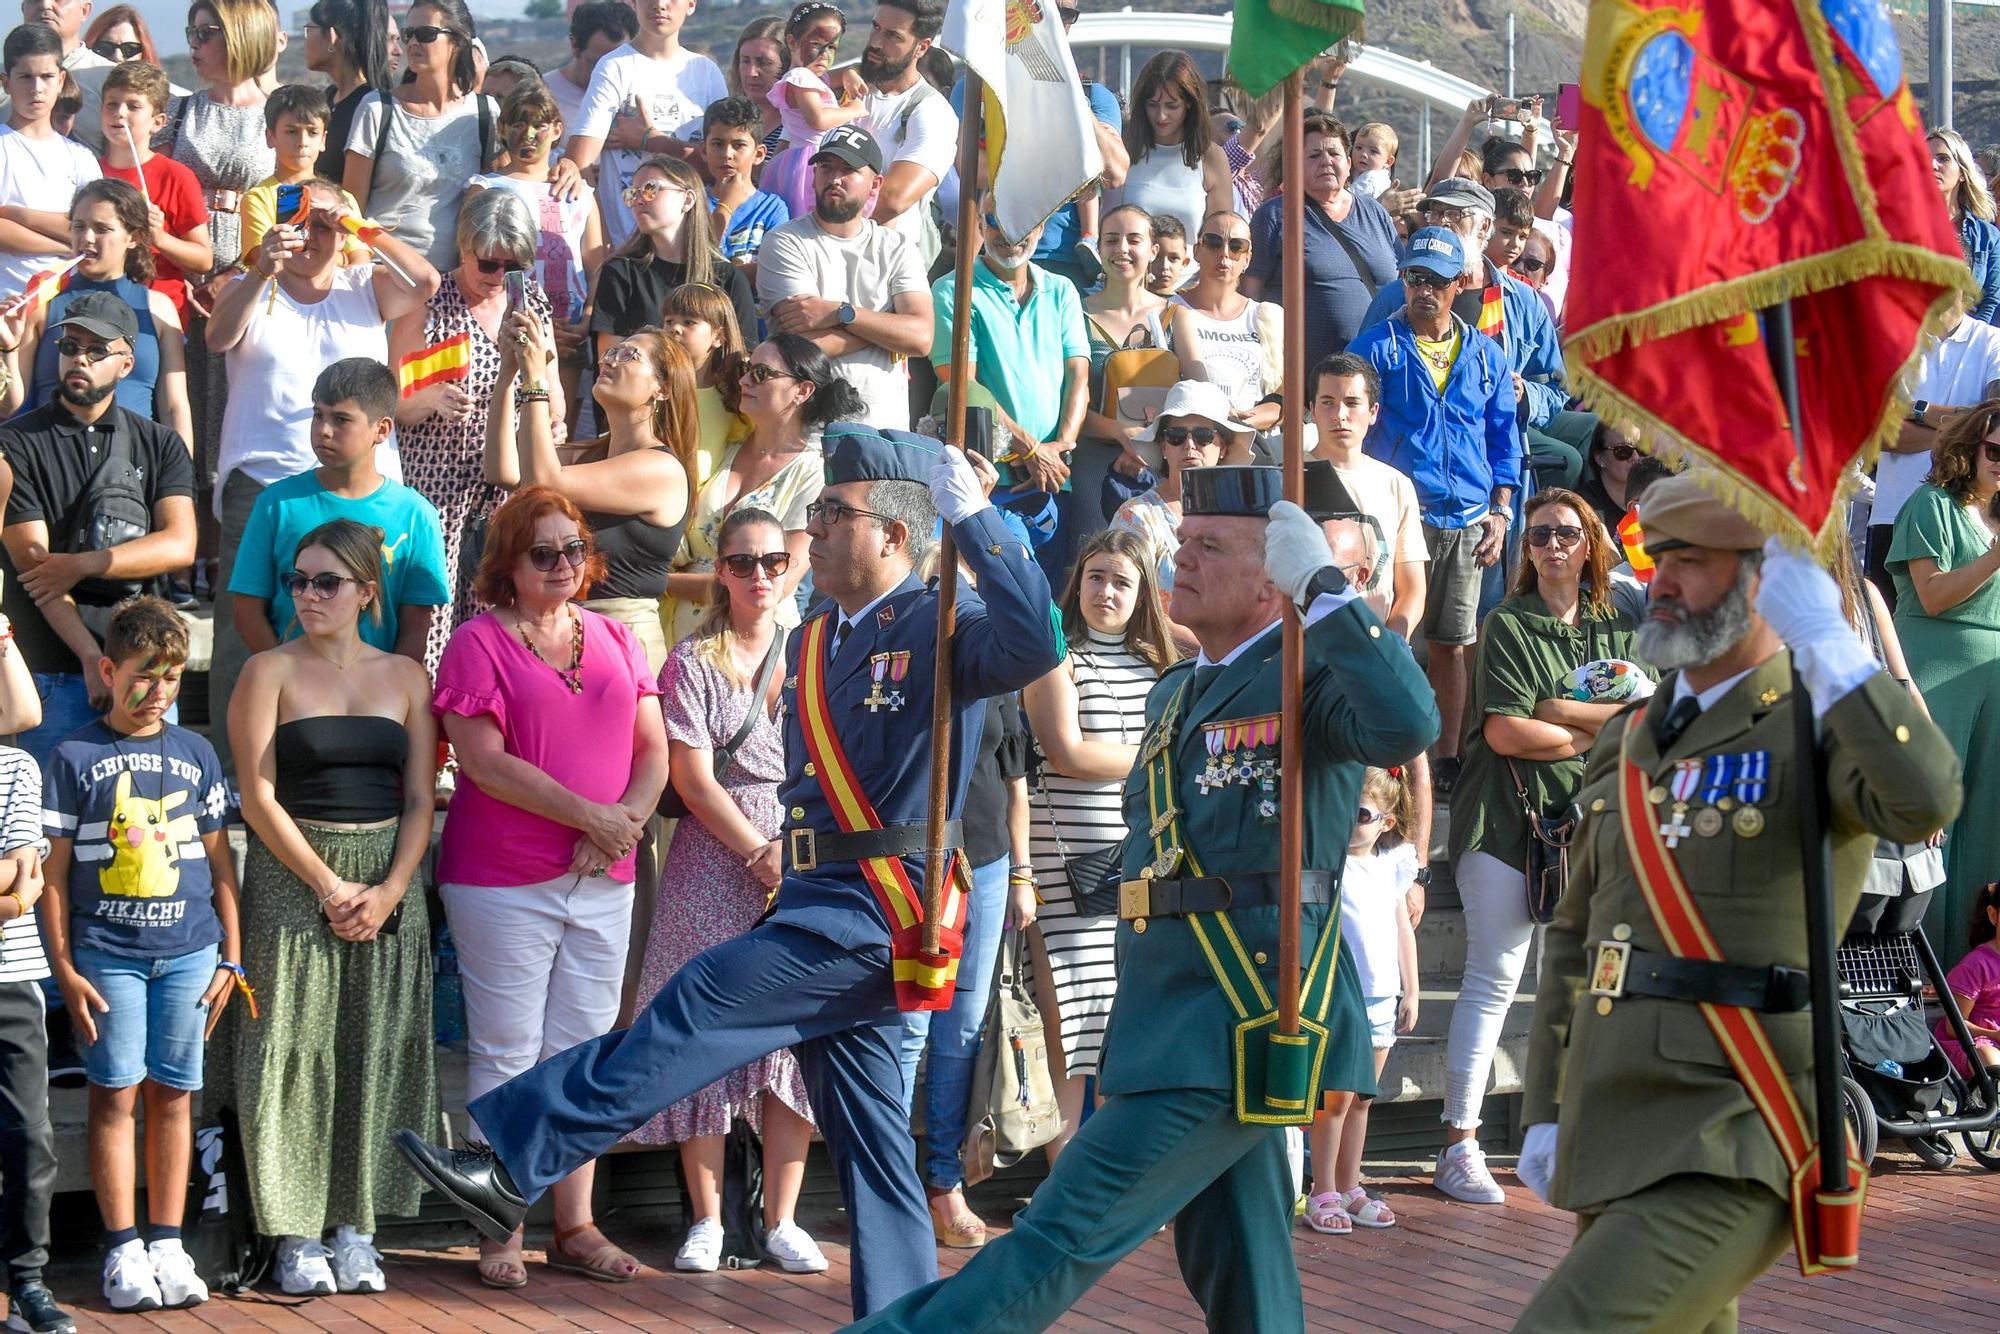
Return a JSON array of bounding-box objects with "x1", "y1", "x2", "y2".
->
[
  {"x1": 274, "y1": 181, "x2": 305, "y2": 224},
  {"x1": 963, "y1": 406, "x2": 995, "y2": 462},
  {"x1": 1556, "y1": 82, "x2": 1582, "y2": 128},
  {"x1": 503, "y1": 269, "x2": 529, "y2": 312},
  {"x1": 1488, "y1": 96, "x2": 1523, "y2": 121}
]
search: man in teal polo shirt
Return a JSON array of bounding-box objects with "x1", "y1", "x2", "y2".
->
[{"x1": 931, "y1": 192, "x2": 1089, "y2": 580}]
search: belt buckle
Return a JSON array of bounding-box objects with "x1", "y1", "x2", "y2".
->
[
  {"x1": 1119, "y1": 878, "x2": 1150, "y2": 921},
  {"x1": 1589, "y1": 941, "x2": 1631, "y2": 999},
  {"x1": 789, "y1": 828, "x2": 817, "y2": 873}
]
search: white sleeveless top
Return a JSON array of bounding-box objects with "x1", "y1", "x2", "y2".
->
[{"x1": 1109, "y1": 146, "x2": 1209, "y2": 243}]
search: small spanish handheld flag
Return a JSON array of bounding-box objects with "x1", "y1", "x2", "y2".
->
[
  {"x1": 1618, "y1": 505, "x2": 1653, "y2": 585},
  {"x1": 397, "y1": 331, "x2": 471, "y2": 397},
  {"x1": 11, "y1": 255, "x2": 82, "y2": 315}
]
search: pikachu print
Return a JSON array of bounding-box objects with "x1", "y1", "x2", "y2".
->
[{"x1": 97, "y1": 770, "x2": 193, "y2": 900}]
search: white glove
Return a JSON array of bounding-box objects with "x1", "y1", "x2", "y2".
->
[
  {"x1": 1755, "y1": 538, "x2": 1876, "y2": 716},
  {"x1": 1518, "y1": 1122, "x2": 1558, "y2": 1203},
  {"x1": 1264, "y1": 500, "x2": 1337, "y2": 604},
  {"x1": 929, "y1": 445, "x2": 990, "y2": 526}
]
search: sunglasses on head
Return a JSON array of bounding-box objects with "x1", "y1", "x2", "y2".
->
[
  {"x1": 745, "y1": 363, "x2": 797, "y2": 384},
  {"x1": 91, "y1": 39, "x2": 145, "y2": 60},
  {"x1": 1498, "y1": 166, "x2": 1545, "y2": 186},
  {"x1": 1159, "y1": 425, "x2": 1220, "y2": 448},
  {"x1": 1513, "y1": 254, "x2": 1548, "y2": 274},
  {"x1": 1982, "y1": 440, "x2": 2000, "y2": 465},
  {"x1": 1403, "y1": 270, "x2": 1454, "y2": 291},
  {"x1": 527, "y1": 539, "x2": 589, "y2": 572},
  {"x1": 279, "y1": 570, "x2": 360, "y2": 600},
  {"x1": 1527, "y1": 524, "x2": 1585, "y2": 548},
  {"x1": 56, "y1": 337, "x2": 122, "y2": 363},
  {"x1": 720, "y1": 552, "x2": 792, "y2": 578},
  {"x1": 403, "y1": 24, "x2": 458, "y2": 44},
  {"x1": 1199, "y1": 231, "x2": 1251, "y2": 256},
  {"x1": 473, "y1": 255, "x2": 526, "y2": 275}
]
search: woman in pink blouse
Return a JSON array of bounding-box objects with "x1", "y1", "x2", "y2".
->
[{"x1": 431, "y1": 486, "x2": 668, "y2": 1289}]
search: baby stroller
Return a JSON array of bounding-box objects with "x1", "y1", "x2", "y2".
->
[{"x1": 1836, "y1": 852, "x2": 2000, "y2": 1169}]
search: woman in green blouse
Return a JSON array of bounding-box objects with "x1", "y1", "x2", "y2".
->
[
  {"x1": 1888, "y1": 402, "x2": 2000, "y2": 963},
  {"x1": 1436, "y1": 489, "x2": 1639, "y2": 1206}
]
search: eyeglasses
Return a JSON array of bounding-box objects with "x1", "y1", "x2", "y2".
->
[
  {"x1": 1356, "y1": 805, "x2": 1387, "y2": 825},
  {"x1": 1418, "y1": 204, "x2": 1473, "y2": 226},
  {"x1": 744, "y1": 363, "x2": 797, "y2": 384},
  {"x1": 184, "y1": 24, "x2": 223, "y2": 46},
  {"x1": 472, "y1": 255, "x2": 526, "y2": 275},
  {"x1": 56, "y1": 338, "x2": 122, "y2": 363},
  {"x1": 1198, "y1": 231, "x2": 1251, "y2": 256},
  {"x1": 1158, "y1": 425, "x2": 1221, "y2": 448},
  {"x1": 1527, "y1": 524, "x2": 1586, "y2": 548},
  {"x1": 91, "y1": 39, "x2": 145, "y2": 60},
  {"x1": 403, "y1": 24, "x2": 458, "y2": 44},
  {"x1": 527, "y1": 539, "x2": 589, "y2": 572},
  {"x1": 1602, "y1": 443, "x2": 1639, "y2": 462},
  {"x1": 1982, "y1": 440, "x2": 2000, "y2": 465},
  {"x1": 1513, "y1": 254, "x2": 1548, "y2": 274},
  {"x1": 1403, "y1": 270, "x2": 1454, "y2": 291},
  {"x1": 807, "y1": 497, "x2": 894, "y2": 528},
  {"x1": 720, "y1": 552, "x2": 792, "y2": 578},
  {"x1": 600, "y1": 343, "x2": 648, "y2": 368},
  {"x1": 1496, "y1": 167, "x2": 1545, "y2": 186},
  {"x1": 621, "y1": 178, "x2": 686, "y2": 207},
  {"x1": 279, "y1": 570, "x2": 361, "y2": 600}
]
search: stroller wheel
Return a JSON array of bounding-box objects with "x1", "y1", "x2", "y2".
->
[
  {"x1": 1841, "y1": 1075, "x2": 1879, "y2": 1168},
  {"x1": 1964, "y1": 1090, "x2": 2000, "y2": 1172},
  {"x1": 1909, "y1": 1128, "x2": 1958, "y2": 1170}
]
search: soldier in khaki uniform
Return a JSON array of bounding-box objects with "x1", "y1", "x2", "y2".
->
[{"x1": 1513, "y1": 475, "x2": 1962, "y2": 1332}]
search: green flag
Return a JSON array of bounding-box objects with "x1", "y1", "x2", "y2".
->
[{"x1": 1229, "y1": 0, "x2": 1363, "y2": 98}]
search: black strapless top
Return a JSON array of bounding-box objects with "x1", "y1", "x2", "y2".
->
[{"x1": 274, "y1": 715, "x2": 407, "y2": 823}]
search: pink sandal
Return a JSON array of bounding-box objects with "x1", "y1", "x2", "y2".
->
[
  {"x1": 1302, "y1": 1190, "x2": 1352, "y2": 1235},
  {"x1": 1342, "y1": 1186, "x2": 1397, "y2": 1229}
]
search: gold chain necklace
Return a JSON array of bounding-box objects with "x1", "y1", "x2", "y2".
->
[{"x1": 517, "y1": 605, "x2": 584, "y2": 694}]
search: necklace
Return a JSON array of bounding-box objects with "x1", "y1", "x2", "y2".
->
[
  {"x1": 517, "y1": 605, "x2": 584, "y2": 694},
  {"x1": 307, "y1": 641, "x2": 365, "y2": 671},
  {"x1": 1416, "y1": 337, "x2": 1454, "y2": 371}
]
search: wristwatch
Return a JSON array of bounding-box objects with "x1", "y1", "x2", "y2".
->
[
  {"x1": 1911, "y1": 398, "x2": 1931, "y2": 425},
  {"x1": 835, "y1": 301, "x2": 857, "y2": 327},
  {"x1": 1302, "y1": 563, "x2": 1350, "y2": 604},
  {"x1": 1414, "y1": 866, "x2": 1434, "y2": 889}
]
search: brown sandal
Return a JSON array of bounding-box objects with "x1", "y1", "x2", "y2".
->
[
  {"x1": 548, "y1": 1222, "x2": 642, "y2": 1283},
  {"x1": 927, "y1": 1190, "x2": 987, "y2": 1249},
  {"x1": 477, "y1": 1231, "x2": 528, "y2": 1289}
]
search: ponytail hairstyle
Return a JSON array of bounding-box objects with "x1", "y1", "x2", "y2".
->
[
  {"x1": 70, "y1": 179, "x2": 155, "y2": 284},
  {"x1": 1973, "y1": 882, "x2": 2000, "y2": 951},
  {"x1": 661, "y1": 282, "x2": 748, "y2": 412},
  {"x1": 1360, "y1": 765, "x2": 1417, "y2": 853}
]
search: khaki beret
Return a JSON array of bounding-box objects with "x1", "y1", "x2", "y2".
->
[{"x1": 1638, "y1": 473, "x2": 1766, "y2": 555}]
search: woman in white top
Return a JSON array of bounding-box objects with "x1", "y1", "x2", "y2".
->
[
  {"x1": 1173, "y1": 209, "x2": 1282, "y2": 449},
  {"x1": 342, "y1": 0, "x2": 498, "y2": 272},
  {"x1": 1080, "y1": 204, "x2": 1180, "y2": 490},
  {"x1": 1105, "y1": 52, "x2": 1231, "y2": 245}
]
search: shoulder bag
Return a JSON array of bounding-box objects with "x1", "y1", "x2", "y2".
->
[
  {"x1": 1034, "y1": 762, "x2": 1121, "y2": 917},
  {"x1": 1509, "y1": 756, "x2": 1577, "y2": 925},
  {"x1": 960, "y1": 928, "x2": 1063, "y2": 1186},
  {"x1": 657, "y1": 635, "x2": 784, "y2": 820}
]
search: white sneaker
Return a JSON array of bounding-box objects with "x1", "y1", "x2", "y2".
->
[
  {"x1": 101, "y1": 1242, "x2": 161, "y2": 1313},
  {"x1": 331, "y1": 1228, "x2": 386, "y2": 1293},
  {"x1": 1433, "y1": 1140, "x2": 1507, "y2": 1205},
  {"x1": 674, "y1": 1217, "x2": 722, "y2": 1272},
  {"x1": 274, "y1": 1238, "x2": 335, "y2": 1297},
  {"x1": 145, "y1": 1239, "x2": 207, "y2": 1308},
  {"x1": 762, "y1": 1220, "x2": 828, "y2": 1274}
]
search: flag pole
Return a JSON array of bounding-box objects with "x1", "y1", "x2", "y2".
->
[
  {"x1": 1276, "y1": 68, "x2": 1306, "y2": 1043},
  {"x1": 921, "y1": 69, "x2": 984, "y2": 961},
  {"x1": 1761, "y1": 298, "x2": 1849, "y2": 1202}
]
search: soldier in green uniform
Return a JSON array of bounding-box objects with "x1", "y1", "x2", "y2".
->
[
  {"x1": 1513, "y1": 474, "x2": 1963, "y2": 1331},
  {"x1": 847, "y1": 466, "x2": 1439, "y2": 1334}
]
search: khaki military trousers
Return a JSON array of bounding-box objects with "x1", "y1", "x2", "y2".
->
[{"x1": 1515, "y1": 1173, "x2": 1791, "y2": 1333}]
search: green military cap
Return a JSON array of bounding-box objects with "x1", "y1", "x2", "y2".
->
[
  {"x1": 1183, "y1": 465, "x2": 1282, "y2": 518},
  {"x1": 1639, "y1": 472, "x2": 1766, "y2": 556}
]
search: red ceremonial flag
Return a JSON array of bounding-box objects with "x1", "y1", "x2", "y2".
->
[{"x1": 1567, "y1": 0, "x2": 1971, "y2": 549}]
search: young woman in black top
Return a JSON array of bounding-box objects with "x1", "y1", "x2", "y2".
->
[{"x1": 589, "y1": 156, "x2": 758, "y2": 360}]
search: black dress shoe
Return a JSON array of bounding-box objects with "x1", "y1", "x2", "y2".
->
[
  {"x1": 393, "y1": 1130, "x2": 529, "y2": 1243},
  {"x1": 7, "y1": 1281, "x2": 77, "y2": 1334}
]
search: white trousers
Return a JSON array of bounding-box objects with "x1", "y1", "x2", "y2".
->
[
  {"x1": 1443, "y1": 850, "x2": 1540, "y2": 1130},
  {"x1": 441, "y1": 874, "x2": 635, "y2": 1104}
]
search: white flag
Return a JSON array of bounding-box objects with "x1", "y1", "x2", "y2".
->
[{"x1": 940, "y1": 0, "x2": 1105, "y2": 246}]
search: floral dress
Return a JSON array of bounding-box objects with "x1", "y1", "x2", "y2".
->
[
  {"x1": 627, "y1": 635, "x2": 813, "y2": 1143},
  {"x1": 399, "y1": 272, "x2": 558, "y2": 675}
]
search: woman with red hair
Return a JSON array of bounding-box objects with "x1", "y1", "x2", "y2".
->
[
  {"x1": 84, "y1": 5, "x2": 163, "y2": 64},
  {"x1": 431, "y1": 486, "x2": 669, "y2": 1288}
]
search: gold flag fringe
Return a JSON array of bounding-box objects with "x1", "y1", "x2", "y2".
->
[{"x1": 1267, "y1": 0, "x2": 1364, "y2": 38}]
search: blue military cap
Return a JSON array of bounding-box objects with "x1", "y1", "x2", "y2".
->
[
  {"x1": 1182, "y1": 464, "x2": 1282, "y2": 517},
  {"x1": 823, "y1": 421, "x2": 944, "y2": 486}
]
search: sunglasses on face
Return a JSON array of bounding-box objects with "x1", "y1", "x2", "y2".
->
[
  {"x1": 1497, "y1": 167, "x2": 1545, "y2": 186},
  {"x1": 1527, "y1": 524, "x2": 1586, "y2": 548},
  {"x1": 403, "y1": 24, "x2": 458, "y2": 44},
  {"x1": 472, "y1": 255, "x2": 525, "y2": 275},
  {"x1": 184, "y1": 23, "x2": 222, "y2": 45},
  {"x1": 527, "y1": 539, "x2": 589, "y2": 572},
  {"x1": 720, "y1": 552, "x2": 792, "y2": 578},
  {"x1": 1356, "y1": 805, "x2": 1387, "y2": 825},
  {"x1": 1982, "y1": 440, "x2": 2000, "y2": 465},
  {"x1": 621, "y1": 178, "x2": 685, "y2": 207},
  {"x1": 1403, "y1": 270, "x2": 1454, "y2": 291},
  {"x1": 280, "y1": 570, "x2": 361, "y2": 600},
  {"x1": 56, "y1": 338, "x2": 122, "y2": 363},
  {"x1": 1602, "y1": 443, "x2": 1639, "y2": 462},
  {"x1": 1158, "y1": 425, "x2": 1221, "y2": 448},
  {"x1": 600, "y1": 343, "x2": 647, "y2": 368},
  {"x1": 1513, "y1": 254, "x2": 1548, "y2": 274},
  {"x1": 744, "y1": 363, "x2": 797, "y2": 384},
  {"x1": 807, "y1": 497, "x2": 892, "y2": 527},
  {"x1": 91, "y1": 39, "x2": 145, "y2": 60},
  {"x1": 1199, "y1": 231, "x2": 1251, "y2": 256}
]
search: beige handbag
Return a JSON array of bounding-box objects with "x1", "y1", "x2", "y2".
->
[{"x1": 960, "y1": 929, "x2": 1063, "y2": 1185}]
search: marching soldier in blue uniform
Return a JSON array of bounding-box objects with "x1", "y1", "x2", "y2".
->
[
  {"x1": 848, "y1": 466, "x2": 1439, "y2": 1334},
  {"x1": 395, "y1": 425, "x2": 1064, "y2": 1318}
]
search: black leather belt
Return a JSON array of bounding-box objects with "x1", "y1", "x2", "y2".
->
[
  {"x1": 786, "y1": 821, "x2": 962, "y2": 872},
  {"x1": 1589, "y1": 941, "x2": 1810, "y2": 1013},
  {"x1": 1118, "y1": 870, "x2": 1334, "y2": 920}
]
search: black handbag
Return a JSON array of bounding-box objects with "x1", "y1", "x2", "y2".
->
[
  {"x1": 1509, "y1": 757, "x2": 1576, "y2": 924},
  {"x1": 659, "y1": 635, "x2": 784, "y2": 819},
  {"x1": 1034, "y1": 764, "x2": 1121, "y2": 916}
]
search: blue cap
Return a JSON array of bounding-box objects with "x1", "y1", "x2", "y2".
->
[
  {"x1": 822, "y1": 422, "x2": 943, "y2": 486},
  {"x1": 1403, "y1": 227, "x2": 1467, "y2": 280}
]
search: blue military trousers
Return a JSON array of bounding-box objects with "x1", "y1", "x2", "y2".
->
[
  {"x1": 468, "y1": 921, "x2": 937, "y2": 1316},
  {"x1": 844, "y1": 1087, "x2": 1305, "y2": 1334}
]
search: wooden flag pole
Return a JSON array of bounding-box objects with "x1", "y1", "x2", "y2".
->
[
  {"x1": 922, "y1": 68, "x2": 985, "y2": 958},
  {"x1": 1276, "y1": 69, "x2": 1306, "y2": 1039}
]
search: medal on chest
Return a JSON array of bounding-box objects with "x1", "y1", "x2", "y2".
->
[
  {"x1": 865, "y1": 651, "x2": 910, "y2": 713},
  {"x1": 1197, "y1": 714, "x2": 1279, "y2": 801},
  {"x1": 1658, "y1": 758, "x2": 1701, "y2": 848}
]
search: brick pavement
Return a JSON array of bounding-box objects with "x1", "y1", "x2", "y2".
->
[{"x1": 48, "y1": 1150, "x2": 2000, "y2": 1332}]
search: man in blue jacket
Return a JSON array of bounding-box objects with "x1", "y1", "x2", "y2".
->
[{"x1": 1349, "y1": 226, "x2": 1519, "y2": 795}]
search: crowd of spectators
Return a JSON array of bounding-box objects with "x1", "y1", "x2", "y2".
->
[{"x1": 0, "y1": 1, "x2": 1988, "y2": 1328}]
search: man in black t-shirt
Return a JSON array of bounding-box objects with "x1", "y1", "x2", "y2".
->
[{"x1": 0, "y1": 292, "x2": 195, "y2": 760}]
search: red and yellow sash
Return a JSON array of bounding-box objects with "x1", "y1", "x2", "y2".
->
[
  {"x1": 1618, "y1": 732, "x2": 1864, "y2": 1277},
  {"x1": 796, "y1": 612, "x2": 966, "y2": 1012}
]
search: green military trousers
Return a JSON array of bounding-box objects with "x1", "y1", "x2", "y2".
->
[
  {"x1": 1514, "y1": 1173, "x2": 1792, "y2": 1333},
  {"x1": 843, "y1": 1087, "x2": 1304, "y2": 1334}
]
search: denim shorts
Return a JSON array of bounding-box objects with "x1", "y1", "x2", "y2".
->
[
  {"x1": 1364, "y1": 993, "x2": 1399, "y2": 1051},
  {"x1": 69, "y1": 943, "x2": 219, "y2": 1091}
]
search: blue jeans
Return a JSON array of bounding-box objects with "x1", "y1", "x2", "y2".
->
[
  {"x1": 898, "y1": 855, "x2": 1010, "y2": 1190},
  {"x1": 18, "y1": 673, "x2": 178, "y2": 764},
  {"x1": 68, "y1": 944, "x2": 219, "y2": 1092}
]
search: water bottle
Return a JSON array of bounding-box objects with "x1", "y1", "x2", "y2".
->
[{"x1": 1873, "y1": 1058, "x2": 1905, "y2": 1079}]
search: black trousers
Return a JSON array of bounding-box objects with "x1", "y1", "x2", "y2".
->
[
  {"x1": 0, "y1": 979, "x2": 54, "y2": 1288},
  {"x1": 1865, "y1": 523, "x2": 1899, "y2": 612}
]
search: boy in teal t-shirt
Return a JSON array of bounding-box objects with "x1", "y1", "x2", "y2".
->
[{"x1": 229, "y1": 359, "x2": 449, "y2": 659}]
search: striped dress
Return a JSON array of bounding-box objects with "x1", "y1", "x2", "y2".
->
[{"x1": 1029, "y1": 630, "x2": 1158, "y2": 1079}]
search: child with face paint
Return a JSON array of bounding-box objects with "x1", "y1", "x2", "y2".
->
[{"x1": 36, "y1": 598, "x2": 239, "y2": 1315}]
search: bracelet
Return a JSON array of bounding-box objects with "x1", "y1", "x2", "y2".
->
[
  {"x1": 515, "y1": 389, "x2": 550, "y2": 407},
  {"x1": 215, "y1": 960, "x2": 259, "y2": 1018},
  {"x1": 0, "y1": 886, "x2": 22, "y2": 920}
]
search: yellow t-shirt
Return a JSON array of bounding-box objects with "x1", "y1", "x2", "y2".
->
[
  {"x1": 1414, "y1": 327, "x2": 1461, "y2": 393},
  {"x1": 240, "y1": 177, "x2": 363, "y2": 260}
]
